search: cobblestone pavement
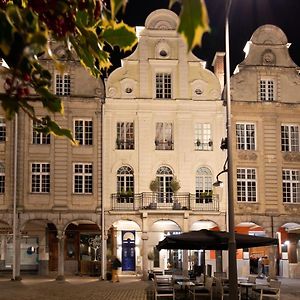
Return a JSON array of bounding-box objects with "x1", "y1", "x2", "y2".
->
[{"x1": 0, "y1": 274, "x2": 299, "y2": 300}]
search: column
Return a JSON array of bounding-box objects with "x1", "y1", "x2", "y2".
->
[
  {"x1": 100, "y1": 230, "x2": 107, "y2": 280},
  {"x1": 0, "y1": 235, "x2": 6, "y2": 268},
  {"x1": 182, "y1": 212, "x2": 189, "y2": 277},
  {"x1": 38, "y1": 233, "x2": 49, "y2": 275},
  {"x1": 12, "y1": 231, "x2": 21, "y2": 281},
  {"x1": 216, "y1": 250, "x2": 223, "y2": 273},
  {"x1": 141, "y1": 232, "x2": 148, "y2": 280},
  {"x1": 56, "y1": 231, "x2": 65, "y2": 281}
]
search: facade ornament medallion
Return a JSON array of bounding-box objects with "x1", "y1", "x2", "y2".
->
[
  {"x1": 237, "y1": 202, "x2": 260, "y2": 213},
  {"x1": 283, "y1": 152, "x2": 300, "y2": 162},
  {"x1": 283, "y1": 204, "x2": 300, "y2": 214},
  {"x1": 262, "y1": 50, "x2": 276, "y2": 65},
  {"x1": 238, "y1": 151, "x2": 258, "y2": 161}
]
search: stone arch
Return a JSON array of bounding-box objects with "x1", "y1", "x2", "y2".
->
[
  {"x1": 106, "y1": 215, "x2": 142, "y2": 232},
  {"x1": 190, "y1": 220, "x2": 220, "y2": 231},
  {"x1": 145, "y1": 9, "x2": 178, "y2": 31},
  {"x1": 149, "y1": 218, "x2": 182, "y2": 232},
  {"x1": 0, "y1": 213, "x2": 12, "y2": 227}
]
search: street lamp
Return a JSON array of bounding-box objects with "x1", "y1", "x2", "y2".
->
[{"x1": 224, "y1": 0, "x2": 238, "y2": 298}]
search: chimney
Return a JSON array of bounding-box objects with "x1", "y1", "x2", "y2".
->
[{"x1": 212, "y1": 52, "x2": 225, "y2": 91}]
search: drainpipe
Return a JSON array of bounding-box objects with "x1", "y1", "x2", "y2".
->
[
  {"x1": 12, "y1": 115, "x2": 18, "y2": 280},
  {"x1": 101, "y1": 82, "x2": 106, "y2": 280}
]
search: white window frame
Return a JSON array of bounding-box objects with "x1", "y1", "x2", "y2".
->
[
  {"x1": 260, "y1": 78, "x2": 275, "y2": 101},
  {"x1": 74, "y1": 119, "x2": 93, "y2": 145},
  {"x1": 0, "y1": 117, "x2": 6, "y2": 142},
  {"x1": 116, "y1": 122, "x2": 134, "y2": 150},
  {"x1": 282, "y1": 169, "x2": 300, "y2": 203},
  {"x1": 236, "y1": 123, "x2": 256, "y2": 150},
  {"x1": 73, "y1": 163, "x2": 93, "y2": 194},
  {"x1": 281, "y1": 124, "x2": 300, "y2": 152},
  {"x1": 155, "y1": 122, "x2": 173, "y2": 150},
  {"x1": 195, "y1": 167, "x2": 213, "y2": 203},
  {"x1": 237, "y1": 168, "x2": 257, "y2": 202},
  {"x1": 155, "y1": 73, "x2": 172, "y2": 99},
  {"x1": 32, "y1": 119, "x2": 50, "y2": 145},
  {"x1": 31, "y1": 162, "x2": 50, "y2": 193},
  {"x1": 0, "y1": 162, "x2": 5, "y2": 194},
  {"x1": 55, "y1": 73, "x2": 70, "y2": 96},
  {"x1": 195, "y1": 123, "x2": 212, "y2": 151}
]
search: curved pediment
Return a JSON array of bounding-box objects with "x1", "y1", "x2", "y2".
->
[{"x1": 145, "y1": 9, "x2": 178, "y2": 31}]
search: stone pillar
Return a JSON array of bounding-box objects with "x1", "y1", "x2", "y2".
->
[
  {"x1": 141, "y1": 212, "x2": 149, "y2": 280},
  {"x1": 0, "y1": 235, "x2": 6, "y2": 269},
  {"x1": 268, "y1": 245, "x2": 276, "y2": 280},
  {"x1": 141, "y1": 232, "x2": 149, "y2": 280},
  {"x1": 11, "y1": 231, "x2": 22, "y2": 281},
  {"x1": 182, "y1": 212, "x2": 189, "y2": 277},
  {"x1": 216, "y1": 250, "x2": 223, "y2": 273},
  {"x1": 56, "y1": 231, "x2": 65, "y2": 281},
  {"x1": 38, "y1": 233, "x2": 49, "y2": 275},
  {"x1": 100, "y1": 231, "x2": 107, "y2": 280}
]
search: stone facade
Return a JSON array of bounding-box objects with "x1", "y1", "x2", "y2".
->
[
  {"x1": 230, "y1": 25, "x2": 300, "y2": 277},
  {"x1": 0, "y1": 41, "x2": 104, "y2": 278},
  {"x1": 104, "y1": 9, "x2": 227, "y2": 278}
]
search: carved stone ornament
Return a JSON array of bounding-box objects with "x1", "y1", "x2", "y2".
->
[
  {"x1": 283, "y1": 204, "x2": 300, "y2": 214},
  {"x1": 107, "y1": 87, "x2": 117, "y2": 97},
  {"x1": 237, "y1": 202, "x2": 260, "y2": 213},
  {"x1": 155, "y1": 40, "x2": 171, "y2": 59},
  {"x1": 238, "y1": 151, "x2": 258, "y2": 161},
  {"x1": 283, "y1": 152, "x2": 300, "y2": 162},
  {"x1": 262, "y1": 50, "x2": 275, "y2": 65}
]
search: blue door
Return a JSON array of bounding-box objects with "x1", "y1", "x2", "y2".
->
[{"x1": 121, "y1": 231, "x2": 135, "y2": 271}]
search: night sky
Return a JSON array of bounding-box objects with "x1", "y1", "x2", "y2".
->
[{"x1": 108, "y1": 0, "x2": 300, "y2": 74}]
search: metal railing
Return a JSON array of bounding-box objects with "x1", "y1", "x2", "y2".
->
[{"x1": 111, "y1": 192, "x2": 219, "y2": 211}]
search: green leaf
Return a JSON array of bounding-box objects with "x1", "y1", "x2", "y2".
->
[
  {"x1": 102, "y1": 20, "x2": 137, "y2": 51},
  {"x1": 0, "y1": 93, "x2": 19, "y2": 119},
  {"x1": 177, "y1": 0, "x2": 210, "y2": 51},
  {"x1": 110, "y1": 0, "x2": 126, "y2": 19},
  {"x1": 44, "y1": 116, "x2": 77, "y2": 144},
  {"x1": 36, "y1": 87, "x2": 63, "y2": 113},
  {"x1": 0, "y1": 11, "x2": 14, "y2": 55}
]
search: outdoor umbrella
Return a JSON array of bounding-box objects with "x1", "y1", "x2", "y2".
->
[{"x1": 156, "y1": 229, "x2": 278, "y2": 251}]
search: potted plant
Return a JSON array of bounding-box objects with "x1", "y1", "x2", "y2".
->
[
  {"x1": 200, "y1": 190, "x2": 213, "y2": 203},
  {"x1": 171, "y1": 177, "x2": 181, "y2": 209},
  {"x1": 149, "y1": 179, "x2": 159, "y2": 209}
]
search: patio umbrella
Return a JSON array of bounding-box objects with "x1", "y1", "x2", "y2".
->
[{"x1": 156, "y1": 229, "x2": 278, "y2": 251}]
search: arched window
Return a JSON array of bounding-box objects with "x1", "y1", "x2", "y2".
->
[
  {"x1": 196, "y1": 167, "x2": 212, "y2": 203},
  {"x1": 156, "y1": 166, "x2": 173, "y2": 203},
  {"x1": 117, "y1": 166, "x2": 134, "y2": 203}
]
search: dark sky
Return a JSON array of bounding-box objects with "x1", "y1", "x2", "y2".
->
[{"x1": 108, "y1": 0, "x2": 300, "y2": 74}]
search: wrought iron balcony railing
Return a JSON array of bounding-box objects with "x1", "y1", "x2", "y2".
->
[{"x1": 111, "y1": 192, "x2": 219, "y2": 211}]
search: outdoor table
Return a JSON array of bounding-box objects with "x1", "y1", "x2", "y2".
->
[
  {"x1": 239, "y1": 282, "x2": 256, "y2": 300},
  {"x1": 176, "y1": 281, "x2": 195, "y2": 297},
  {"x1": 172, "y1": 274, "x2": 190, "y2": 284}
]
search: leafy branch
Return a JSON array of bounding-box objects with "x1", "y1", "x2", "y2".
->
[{"x1": 0, "y1": 0, "x2": 209, "y2": 142}]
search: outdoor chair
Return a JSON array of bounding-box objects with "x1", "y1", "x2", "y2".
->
[
  {"x1": 214, "y1": 277, "x2": 230, "y2": 300},
  {"x1": 252, "y1": 280, "x2": 281, "y2": 300},
  {"x1": 153, "y1": 275, "x2": 175, "y2": 300},
  {"x1": 248, "y1": 275, "x2": 257, "y2": 283},
  {"x1": 189, "y1": 276, "x2": 213, "y2": 300}
]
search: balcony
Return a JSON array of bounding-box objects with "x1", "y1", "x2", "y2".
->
[{"x1": 111, "y1": 192, "x2": 219, "y2": 211}]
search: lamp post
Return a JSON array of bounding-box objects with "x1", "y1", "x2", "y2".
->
[{"x1": 225, "y1": 0, "x2": 238, "y2": 298}]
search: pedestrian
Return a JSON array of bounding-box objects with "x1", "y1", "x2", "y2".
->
[
  {"x1": 111, "y1": 255, "x2": 122, "y2": 282},
  {"x1": 257, "y1": 256, "x2": 264, "y2": 278}
]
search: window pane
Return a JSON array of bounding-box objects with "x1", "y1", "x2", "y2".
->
[{"x1": 237, "y1": 168, "x2": 257, "y2": 202}]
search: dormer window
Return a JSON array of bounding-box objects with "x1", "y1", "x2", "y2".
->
[
  {"x1": 260, "y1": 79, "x2": 275, "y2": 101},
  {"x1": 155, "y1": 73, "x2": 172, "y2": 99},
  {"x1": 55, "y1": 73, "x2": 70, "y2": 96}
]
